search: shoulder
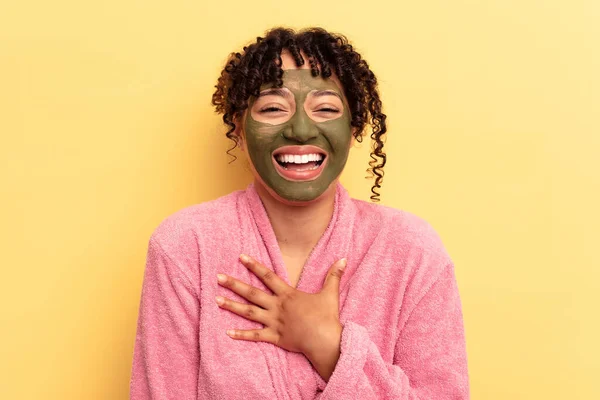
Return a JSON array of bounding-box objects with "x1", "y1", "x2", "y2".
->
[
  {"x1": 352, "y1": 198, "x2": 450, "y2": 258},
  {"x1": 147, "y1": 189, "x2": 244, "y2": 259},
  {"x1": 350, "y1": 198, "x2": 456, "y2": 324},
  {"x1": 350, "y1": 198, "x2": 453, "y2": 278}
]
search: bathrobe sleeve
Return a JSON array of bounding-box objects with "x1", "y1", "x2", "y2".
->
[
  {"x1": 130, "y1": 237, "x2": 200, "y2": 400},
  {"x1": 315, "y1": 263, "x2": 469, "y2": 399}
]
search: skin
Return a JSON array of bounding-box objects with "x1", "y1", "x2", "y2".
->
[
  {"x1": 244, "y1": 69, "x2": 352, "y2": 202},
  {"x1": 216, "y1": 254, "x2": 346, "y2": 381},
  {"x1": 218, "y1": 51, "x2": 358, "y2": 381}
]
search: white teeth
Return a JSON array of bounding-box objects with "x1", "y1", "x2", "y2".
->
[{"x1": 276, "y1": 153, "x2": 324, "y2": 164}]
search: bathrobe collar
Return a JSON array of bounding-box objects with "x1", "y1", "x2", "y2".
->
[{"x1": 244, "y1": 181, "x2": 355, "y2": 293}]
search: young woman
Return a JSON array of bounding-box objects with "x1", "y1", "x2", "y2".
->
[{"x1": 130, "y1": 27, "x2": 469, "y2": 399}]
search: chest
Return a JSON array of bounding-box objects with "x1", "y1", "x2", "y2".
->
[
  {"x1": 198, "y1": 242, "x2": 404, "y2": 399},
  {"x1": 195, "y1": 198, "x2": 404, "y2": 398},
  {"x1": 282, "y1": 254, "x2": 308, "y2": 289}
]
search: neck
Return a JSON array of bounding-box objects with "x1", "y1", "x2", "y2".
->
[{"x1": 254, "y1": 180, "x2": 337, "y2": 258}]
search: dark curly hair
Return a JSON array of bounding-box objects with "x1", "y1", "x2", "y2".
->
[{"x1": 212, "y1": 27, "x2": 387, "y2": 202}]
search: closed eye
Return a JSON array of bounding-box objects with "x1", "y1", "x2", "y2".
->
[
  {"x1": 259, "y1": 106, "x2": 287, "y2": 113},
  {"x1": 316, "y1": 107, "x2": 340, "y2": 113}
]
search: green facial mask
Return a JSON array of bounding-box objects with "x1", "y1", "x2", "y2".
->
[{"x1": 244, "y1": 69, "x2": 352, "y2": 202}]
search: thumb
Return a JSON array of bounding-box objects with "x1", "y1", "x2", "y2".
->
[{"x1": 322, "y1": 258, "x2": 347, "y2": 294}]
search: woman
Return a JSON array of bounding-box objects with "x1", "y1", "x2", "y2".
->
[{"x1": 130, "y1": 27, "x2": 469, "y2": 399}]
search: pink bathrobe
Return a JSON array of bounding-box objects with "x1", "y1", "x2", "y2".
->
[{"x1": 130, "y1": 182, "x2": 470, "y2": 399}]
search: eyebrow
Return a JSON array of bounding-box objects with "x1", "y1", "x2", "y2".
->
[
  {"x1": 311, "y1": 90, "x2": 342, "y2": 99},
  {"x1": 258, "y1": 88, "x2": 292, "y2": 98}
]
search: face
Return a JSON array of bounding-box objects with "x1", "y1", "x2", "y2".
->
[{"x1": 241, "y1": 60, "x2": 353, "y2": 203}]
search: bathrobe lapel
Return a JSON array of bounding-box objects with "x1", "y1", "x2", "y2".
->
[
  {"x1": 244, "y1": 182, "x2": 354, "y2": 293},
  {"x1": 242, "y1": 182, "x2": 356, "y2": 397}
]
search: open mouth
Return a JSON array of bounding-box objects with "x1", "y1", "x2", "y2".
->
[
  {"x1": 274, "y1": 153, "x2": 326, "y2": 171},
  {"x1": 271, "y1": 146, "x2": 328, "y2": 181}
]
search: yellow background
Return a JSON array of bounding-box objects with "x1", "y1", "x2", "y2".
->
[{"x1": 1, "y1": 0, "x2": 598, "y2": 399}]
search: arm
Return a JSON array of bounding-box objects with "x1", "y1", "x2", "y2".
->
[
  {"x1": 130, "y1": 237, "x2": 200, "y2": 400},
  {"x1": 314, "y1": 263, "x2": 469, "y2": 399}
]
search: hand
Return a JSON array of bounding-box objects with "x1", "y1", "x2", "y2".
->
[{"x1": 216, "y1": 254, "x2": 347, "y2": 379}]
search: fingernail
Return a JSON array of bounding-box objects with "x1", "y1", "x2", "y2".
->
[
  {"x1": 215, "y1": 296, "x2": 224, "y2": 305},
  {"x1": 217, "y1": 274, "x2": 226, "y2": 283},
  {"x1": 339, "y1": 258, "x2": 347, "y2": 270},
  {"x1": 240, "y1": 254, "x2": 250, "y2": 263}
]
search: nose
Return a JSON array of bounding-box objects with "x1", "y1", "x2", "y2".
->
[{"x1": 282, "y1": 110, "x2": 319, "y2": 143}]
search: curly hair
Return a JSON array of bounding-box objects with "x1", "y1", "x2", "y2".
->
[{"x1": 212, "y1": 27, "x2": 387, "y2": 202}]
